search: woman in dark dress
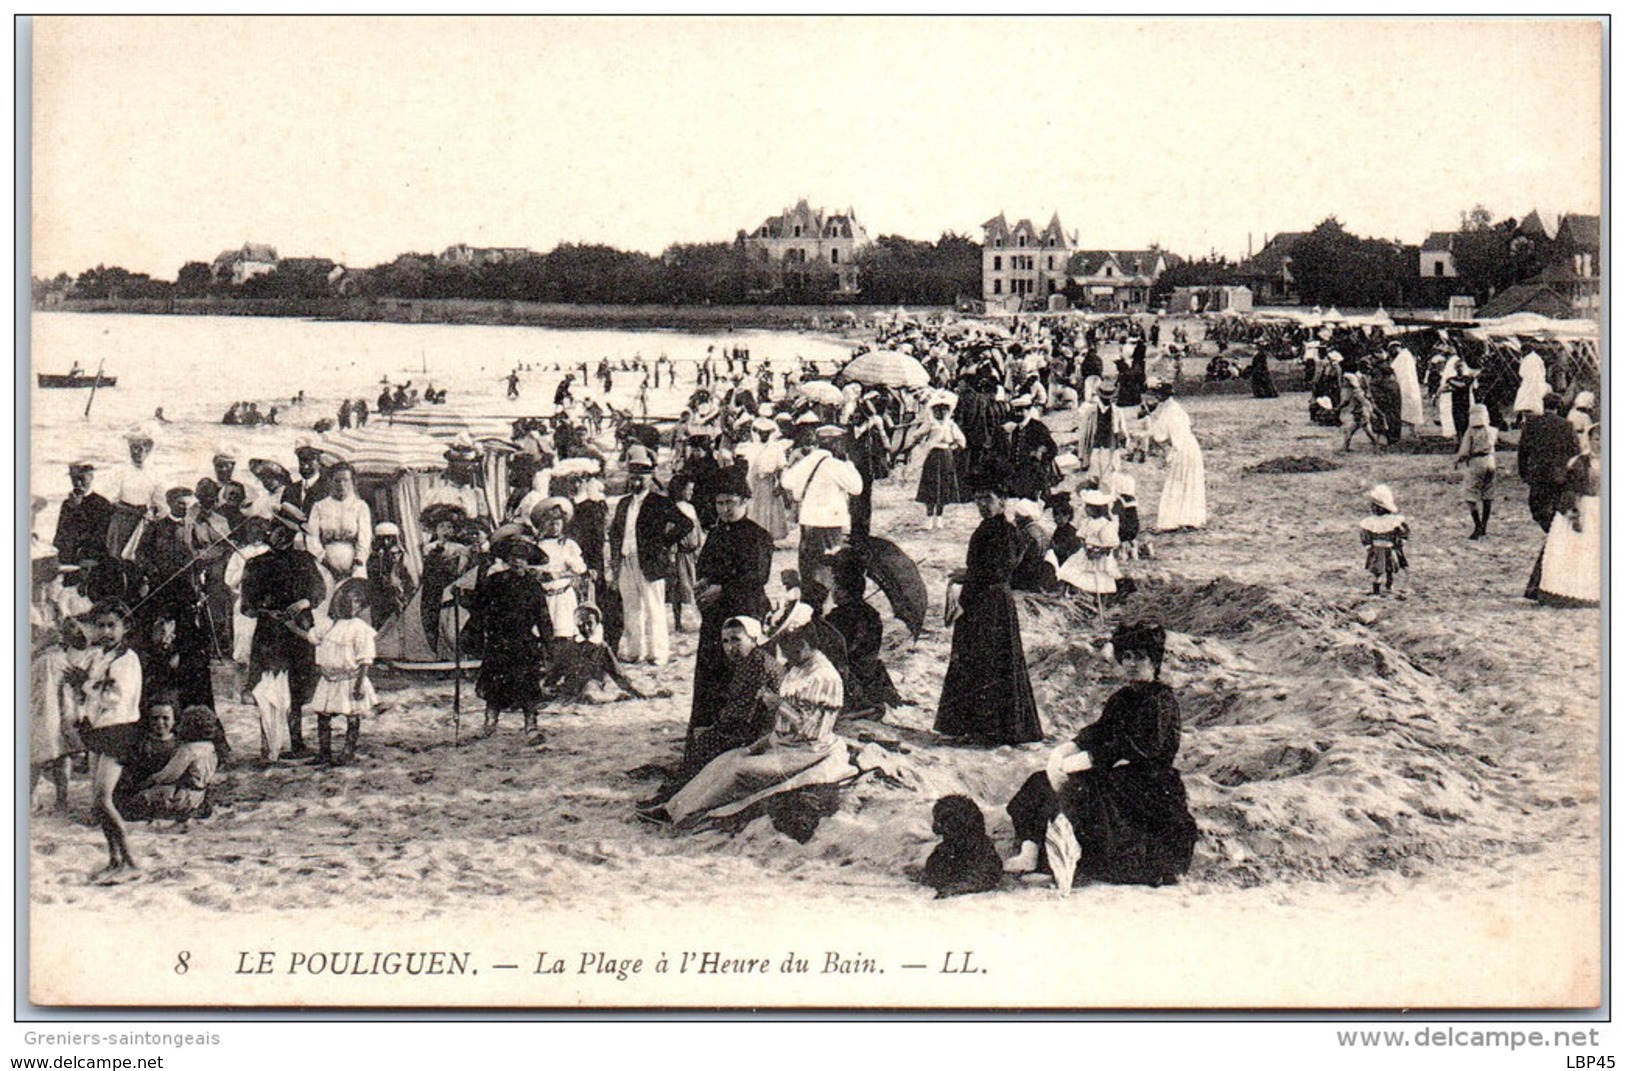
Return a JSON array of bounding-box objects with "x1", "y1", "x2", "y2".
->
[
  {"x1": 1004, "y1": 622, "x2": 1198, "y2": 886},
  {"x1": 933, "y1": 486, "x2": 1043, "y2": 745},
  {"x1": 1248, "y1": 348, "x2": 1278, "y2": 399},
  {"x1": 471, "y1": 538, "x2": 552, "y2": 737}
]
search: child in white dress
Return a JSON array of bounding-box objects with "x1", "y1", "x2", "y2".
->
[{"x1": 308, "y1": 580, "x2": 378, "y2": 766}]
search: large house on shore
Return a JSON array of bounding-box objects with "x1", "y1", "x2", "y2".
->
[
  {"x1": 1067, "y1": 249, "x2": 1177, "y2": 311},
  {"x1": 210, "y1": 243, "x2": 278, "y2": 286},
  {"x1": 981, "y1": 212, "x2": 1076, "y2": 311},
  {"x1": 741, "y1": 200, "x2": 871, "y2": 295}
]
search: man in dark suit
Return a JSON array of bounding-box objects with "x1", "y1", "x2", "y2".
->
[
  {"x1": 54, "y1": 461, "x2": 114, "y2": 567},
  {"x1": 286, "y1": 444, "x2": 328, "y2": 516},
  {"x1": 1518, "y1": 392, "x2": 1581, "y2": 531},
  {"x1": 688, "y1": 465, "x2": 773, "y2": 733},
  {"x1": 1008, "y1": 394, "x2": 1059, "y2": 501},
  {"x1": 609, "y1": 445, "x2": 693, "y2": 666}
]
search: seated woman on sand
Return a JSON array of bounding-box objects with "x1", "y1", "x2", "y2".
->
[
  {"x1": 122, "y1": 705, "x2": 221, "y2": 821},
  {"x1": 639, "y1": 620, "x2": 850, "y2": 830},
  {"x1": 1003, "y1": 622, "x2": 1199, "y2": 887}
]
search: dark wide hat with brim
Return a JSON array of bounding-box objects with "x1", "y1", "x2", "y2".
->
[
  {"x1": 420, "y1": 502, "x2": 470, "y2": 528},
  {"x1": 271, "y1": 502, "x2": 308, "y2": 532},
  {"x1": 714, "y1": 464, "x2": 752, "y2": 500},
  {"x1": 492, "y1": 536, "x2": 544, "y2": 564},
  {"x1": 248, "y1": 459, "x2": 290, "y2": 485}
]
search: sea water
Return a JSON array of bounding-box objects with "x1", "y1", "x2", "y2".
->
[{"x1": 27, "y1": 311, "x2": 854, "y2": 523}]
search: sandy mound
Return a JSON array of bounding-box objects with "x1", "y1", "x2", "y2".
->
[
  {"x1": 1245, "y1": 455, "x2": 1341, "y2": 475},
  {"x1": 700, "y1": 574, "x2": 1535, "y2": 891}
]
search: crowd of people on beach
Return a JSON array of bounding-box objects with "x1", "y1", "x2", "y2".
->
[{"x1": 30, "y1": 308, "x2": 1600, "y2": 893}]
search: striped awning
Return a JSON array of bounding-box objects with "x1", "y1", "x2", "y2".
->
[
  {"x1": 321, "y1": 424, "x2": 451, "y2": 475},
  {"x1": 384, "y1": 405, "x2": 518, "y2": 440}
]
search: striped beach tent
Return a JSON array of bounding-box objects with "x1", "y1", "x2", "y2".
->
[
  {"x1": 321, "y1": 423, "x2": 447, "y2": 475},
  {"x1": 384, "y1": 404, "x2": 516, "y2": 440}
]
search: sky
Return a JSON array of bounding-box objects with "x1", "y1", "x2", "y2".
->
[{"x1": 29, "y1": 16, "x2": 1604, "y2": 280}]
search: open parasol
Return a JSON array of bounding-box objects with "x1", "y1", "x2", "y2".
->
[
  {"x1": 841, "y1": 349, "x2": 930, "y2": 388},
  {"x1": 834, "y1": 535, "x2": 928, "y2": 638},
  {"x1": 797, "y1": 380, "x2": 845, "y2": 406}
]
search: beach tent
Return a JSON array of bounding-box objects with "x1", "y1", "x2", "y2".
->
[
  {"x1": 321, "y1": 423, "x2": 510, "y2": 582},
  {"x1": 1474, "y1": 312, "x2": 1598, "y2": 339},
  {"x1": 385, "y1": 404, "x2": 517, "y2": 440}
]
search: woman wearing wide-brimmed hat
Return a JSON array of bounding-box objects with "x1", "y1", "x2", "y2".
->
[
  {"x1": 104, "y1": 423, "x2": 166, "y2": 561},
  {"x1": 472, "y1": 537, "x2": 553, "y2": 737},
  {"x1": 907, "y1": 389, "x2": 966, "y2": 529}
]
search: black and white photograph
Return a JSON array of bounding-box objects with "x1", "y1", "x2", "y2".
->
[{"x1": 20, "y1": 15, "x2": 1604, "y2": 1026}]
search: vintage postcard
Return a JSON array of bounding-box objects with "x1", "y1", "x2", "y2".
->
[{"x1": 24, "y1": 16, "x2": 1603, "y2": 1010}]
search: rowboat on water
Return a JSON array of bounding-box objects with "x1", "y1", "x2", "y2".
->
[{"x1": 37, "y1": 372, "x2": 118, "y2": 389}]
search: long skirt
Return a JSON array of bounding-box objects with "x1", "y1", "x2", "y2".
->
[
  {"x1": 476, "y1": 641, "x2": 545, "y2": 711},
  {"x1": 934, "y1": 583, "x2": 1042, "y2": 744},
  {"x1": 665, "y1": 743, "x2": 830, "y2": 825},
  {"x1": 30, "y1": 648, "x2": 83, "y2": 765},
  {"x1": 1075, "y1": 406, "x2": 1099, "y2": 465},
  {"x1": 747, "y1": 474, "x2": 789, "y2": 540},
  {"x1": 1536, "y1": 496, "x2": 1600, "y2": 605},
  {"x1": 1155, "y1": 445, "x2": 1208, "y2": 530},
  {"x1": 915, "y1": 448, "x2": 961, "y2": 508},
  {"x1": 1006, "y1": 764, "x2": 1198, "y2": 886}
]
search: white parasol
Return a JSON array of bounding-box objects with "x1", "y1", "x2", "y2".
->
[{"x1": 841, "y1": 350, "x2": 931, "y2": 388}]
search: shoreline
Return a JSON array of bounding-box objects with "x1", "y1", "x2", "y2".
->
[{"x1": 36, "y1": 297, "x2": 955, "y2": 337}]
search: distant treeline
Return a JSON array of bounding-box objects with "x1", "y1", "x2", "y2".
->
[{"x1": 37, "y1": 233, "x2": 984, "y2": 310}]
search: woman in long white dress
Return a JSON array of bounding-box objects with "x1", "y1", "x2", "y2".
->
[
  {"x1": 737, "y1": 418, "x2": 790, "y2": 539},
  {"x1": 1390, "y1": 343, "x2": 1426, "y2": 432},
  {"x1": 1435, "y1": 351, "x2": 1461, "y2": 440},
  {"x1": 1511, "y1": 345, "x2": 1549, "y2": 424},
  {"x1": 1142, "y1": 386, "x2": 1207, "y2": 531},
  {"x1": 305, "y1": 463, "x2": 372, "y2": 596},
  {"x1": 1532, "y1": 424, "x2": 1601, "y2": 607}
]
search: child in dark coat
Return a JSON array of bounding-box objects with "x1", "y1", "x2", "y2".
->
[{"x1": 916, "y1": 795, "x2": 1003, "y2": 898}]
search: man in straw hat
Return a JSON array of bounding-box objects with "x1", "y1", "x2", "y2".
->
[
  {"x1": 780, "y1": 425, "x2": 864, "y2": 596},
  {"x1": 240, "y1": 502, "x2": 326, "y2": 761},
  {"x1": 287, "y1": 439, "x2": 329, "y2": 516},
  {"x1": 1007, "y1": 393, "x2": 1059, "y2": 501},
  {"x1": 609, "y1": 444, "x2": 693, "y2": 667}
]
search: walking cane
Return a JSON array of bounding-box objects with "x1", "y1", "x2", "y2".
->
[{"x1": 451, "y1": 589, "x2": 462, "y2": 747}]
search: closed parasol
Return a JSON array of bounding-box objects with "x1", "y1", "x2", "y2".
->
[
  {"x1": 842, "y1": 349, "x2": 931, "y2": 388},
  {"x1": 797, "y1": 380, "x2": 845, "y2": 406}
]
